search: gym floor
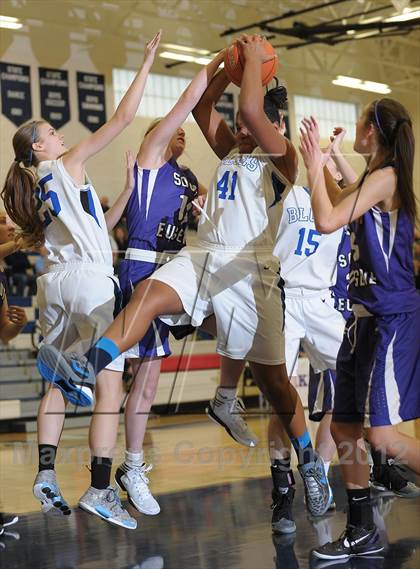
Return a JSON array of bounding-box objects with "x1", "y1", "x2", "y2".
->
[{"x1": 1, "y1": 414, "x2": 419, "y2": 568}]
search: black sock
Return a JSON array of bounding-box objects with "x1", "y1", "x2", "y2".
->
[
  {"x1": 347, "y1": 488, "x2": 374, "y2": 529},
  {"x1": 91, "y1": 456, "x2": 112, "y2": 490},
  {"x1": 370, "y1": 445, "x2": 386, "y2": 471},
  {"x1": 85, "y1": 337, "x2": 121, "y2": 375},
  {"x1": 271, "y1": 459, "x2": 294, "y2": 494},
  {"x1": 38, "y1": 444, "x2": 57, "y2": 472}
]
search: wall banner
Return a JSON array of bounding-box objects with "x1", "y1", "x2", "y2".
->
[
  {"x1": 77, "y1": 71, "x2": 106, "y2": 132},
  {"x1": 39, "y1": 67, "x2": 70, "y2": 129},
  {"x1": 0, "y1": 62, "x2": 32, "y2": 126}
]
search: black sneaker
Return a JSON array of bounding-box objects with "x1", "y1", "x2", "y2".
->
[
  {"x1": 0, "y1": 513, "x2": 18, "y2": 528},
  {"x1": 271, "y1": 486, "x2": 296, "y2": 534},
  {"x1": 371, "y1": 460, "x2": 420, "y2": 498},
  {"x1": 312, "y1": 525, "x2": 384, "y2": 560}
]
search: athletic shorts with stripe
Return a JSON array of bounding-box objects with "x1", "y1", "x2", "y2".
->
[
  {"x1": 333, "y1": 306, "x2": 420, "y2": 427},
  {"x1": 283, "y1": 289, "x2": 346, "y2": 421},
  {"x1": 149, "y1": 246, "x2": 285, "y2": 365},
  {"x1": 36, "y1": 263, "x2": 124, "y2": 372}
]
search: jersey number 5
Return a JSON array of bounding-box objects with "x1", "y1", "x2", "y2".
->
[
  {"x1": 217, "y1": 171, "x2": 237, "y2": 201},
  {"x1": 294, "y1": 228, "x2": 321, "y2": 256},
  {"x1": 35, "y1": 173, "x2": 61, "y2": 227}
]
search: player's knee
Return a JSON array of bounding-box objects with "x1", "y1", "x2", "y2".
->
[
  {"x1": 130, "y1": 280, "x2": 163, "y2": 319},
  {"x1": 365, "y1": 427, "x2": 387, "y2": 450}
]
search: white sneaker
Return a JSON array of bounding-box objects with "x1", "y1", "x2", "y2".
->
[
  {"x1": 206, "y1": 395, "x2": 258, "y2": 447},
  {"x1": 79, "y1": 485, "x2": 137, "y2": 530},
  {"x1": 115, "y1": 463, "x2": 160, "y2": 516}
]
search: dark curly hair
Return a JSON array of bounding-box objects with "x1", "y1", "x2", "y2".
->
[{"x1": 263, "y1": 80, "x2": 287, "y2": 124}]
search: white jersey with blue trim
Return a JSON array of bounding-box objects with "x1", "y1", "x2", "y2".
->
[
  {"x1": 197, "y1": 146, "x2": 292, "y2": 252},
  {"x1": 35, "y1": 158, "x2": 112, "y2": 269},
  {"x1": 274, "y1": 185, "x2": 343, "y2": 290}
]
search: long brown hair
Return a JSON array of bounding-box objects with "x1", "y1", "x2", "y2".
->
[
  {"x1": 366, "y1": 98, "x2": 416, "y2": 224},
  {"x1": 1, "y1": 120, "x2": 45, "y2": 245}
]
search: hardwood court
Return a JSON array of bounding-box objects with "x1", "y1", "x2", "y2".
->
[{"x1": 1, "y1": 414, "x2": 419, "y2": 568}]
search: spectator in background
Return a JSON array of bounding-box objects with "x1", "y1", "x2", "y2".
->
[
  {"x1": 0, "y1": 211, "x2": 26, "y2": 535},
  {"x1": 113, "y1": 222, "x2": 128, "y2": 265},
  {"x1": 0, "y1": 210, "x2": 28, "y2": 341},
  {"x1": 4, "y1": 248, "x2": 36, "y2": 296},
  {"x1": 100, "y1": 196, "x2": 110, "y2": 213}
]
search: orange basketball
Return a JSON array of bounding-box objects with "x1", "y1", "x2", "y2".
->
[{"x1": 224, "y1": 40, "x2": 278, "y2": 87}]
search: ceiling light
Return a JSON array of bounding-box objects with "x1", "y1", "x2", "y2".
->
[
  {"x1": 0, "y1": 15, "x2": 22, "y2": 29},
  {"x1": 161, "y1": 43, "x2": 211, "y2": 56},
  {"x1": 353, "y1": 30, "x2": 383, "y2": 39},
  {"x1": 332, "y1": 75, "x2": 391, "y2": 94},
  {"x1": 385, "y1": 7, "x2": 420, "y2": 22},
  {"x1": 159, "y1": 51, "x2": 213, "y2": 65}
]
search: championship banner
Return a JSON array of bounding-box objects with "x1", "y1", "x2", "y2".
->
[
  {"x1": 0, "y1": 62, "x2": 32, "y2": 126},
  {"x1": 39, "y1": 68, "x2": 70, "y2": 129},
  {"x1": 215, "y1": 92, "x2": 235, "y2": 131},
  {"x1": 77, "y1": 71, "x2": 106, "y2": 132}
]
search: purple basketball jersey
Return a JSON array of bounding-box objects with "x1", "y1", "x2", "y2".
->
[
  {"x1": 348, "y1": 207, "x2": 419, "y2": 315},
  {"x1": 125, "y1": 158, "x2": 198, "y2": 254},
  {"x1": 331, "y1": 228, "x2": 352, "y2": 320}
]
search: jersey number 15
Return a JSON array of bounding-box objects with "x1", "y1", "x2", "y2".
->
[{"x1": 294, "y1": 228, "x2": 321, "y2": 256}]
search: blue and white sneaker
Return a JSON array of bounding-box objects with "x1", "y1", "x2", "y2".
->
[
  {"x1": 33, "y1": 470, "x2": 71, "y2": 516},
  {"x1": 298, "y1": 456, "x2": 332, "y2": 517},
  {"x1": 312, "y1": 524, "x2": 384, "y2": 560},
  {"x1": 37, "y1": 345, "x2": 95, "y2": 407},
  {"x1": 79, "y1": 486, "x2": 137, "y2": 530}
]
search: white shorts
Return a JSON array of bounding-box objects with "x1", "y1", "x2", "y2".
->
[
  {"x1": 36, "y1": 263, "x2": 124, "y2": 372},
  {"x1": 284, "y1": 288, "x2": 345, "y2": 376},
  {"x1": 149, "y1": 246, "x2": 285, "y2": 365}
]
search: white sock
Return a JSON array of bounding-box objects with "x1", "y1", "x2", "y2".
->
[
  {"x1": 125, "y1": 449, "x2": 144, "y2": 469},
  {"x1": 324, "y1": 461, "x2": 331, "y2": 476},
  {"x1": 216, "y1": 387, "x2": 236, "y2": 401}
]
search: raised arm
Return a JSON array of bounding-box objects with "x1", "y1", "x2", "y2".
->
[
  {"x1": 300, "y1": 120, "x2": 395, "y2": 234},
  {"x1": 104, "y1": 151, "x2": 136, "y2": 231},
  {"x1": 329, "y1": 127, "x2": 358, "y2": 185},
  {"x1": 238, "y1": 35, "x2": 298, "y2": 182},
  {"x1": 192, "y1": 69, "x2": 237, "y2": 160},
  {"x1": 139, "y1": 51, "x2": 226, "y2": 169},
  {"x1": 63, "y1": 31, "x2": 161, "y2": 175}
]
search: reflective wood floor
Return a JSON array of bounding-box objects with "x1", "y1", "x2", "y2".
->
[{"x1": 1, "y1": 414, "x2": 419, "y2": 568}]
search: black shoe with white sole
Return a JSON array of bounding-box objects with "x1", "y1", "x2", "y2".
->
[{"x1": 312, "y1": 525, "x2": 384, "y2": 560}]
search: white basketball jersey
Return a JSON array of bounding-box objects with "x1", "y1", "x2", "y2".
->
[
  {"x1": 274, "y1": 185, "x2": 343, "y2": 290},
  {"x1": 197, "y1": 147, "x2": 292, "y2": 252},
  {"x1": 35, "y1": 159, "x2": 112, "y2": 268}
]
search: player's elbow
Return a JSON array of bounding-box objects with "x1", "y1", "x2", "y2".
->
[{"x1": 314, "y1": 219, "x2": 336, "y2": 234}]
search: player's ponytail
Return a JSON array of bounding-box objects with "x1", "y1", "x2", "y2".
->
[
  {"x1": 1, "y1": 120, "x2": 45, "y2": 245},
  {"x1": 366, "y1": 99, "x2": 417, "y2": 225},
  {"x1": 263, "y1": 81, "x2": 288, "y2": 124}
]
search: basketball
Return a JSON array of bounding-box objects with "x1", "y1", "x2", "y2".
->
[{"x1": 224, "y1": 40, "x2": 278, "y2": 87}]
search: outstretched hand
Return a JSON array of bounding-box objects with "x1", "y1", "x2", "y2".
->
[
  {"x1": 237, "y1": 34, "x2": 277, "y2": 63},
  {"x1": 299, "y1": 116, "x2": 323, "y2": 170},
  {"x1": 329, "y1": 127, "x2": 347, "y2": 154},
  {"x1": 143, "y1": 30, "x2": 162, "y2": 67}
]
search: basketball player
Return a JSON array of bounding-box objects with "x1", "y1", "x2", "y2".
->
[
  {"x1": 1, "y1": 31, "x2": 162, "y2": 530},
  {"x1": 113, "y1": 121, "x2": 204, "y2": 517},
  {"x1": 299, "y1": 102, "x2": 419, "y2": 561},
  {"x1": 37, "y1": 35, "x2": 333, "y2": 518}
]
